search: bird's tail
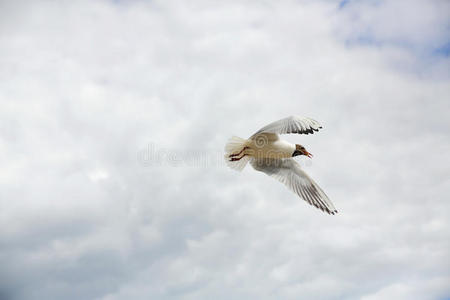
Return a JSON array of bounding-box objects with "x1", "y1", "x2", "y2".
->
[{"x1": 224, "y1": 136, "x2": 251, "y2": 171}]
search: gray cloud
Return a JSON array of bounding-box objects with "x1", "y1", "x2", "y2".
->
[{"x1": 0, "y1": 0, "x2": 449, "y2": 299}]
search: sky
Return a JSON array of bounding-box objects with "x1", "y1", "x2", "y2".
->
[{"x1": 0, "y1": 0, "x2": 449, "y2": 299}]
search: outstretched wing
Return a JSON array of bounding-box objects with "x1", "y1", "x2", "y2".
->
[
  {"x1": 250, "y1": 158, "x2": 337, "y2": 215},
  {"x1": 250, "y1": 116, "x2": 322, "y2": 138}
]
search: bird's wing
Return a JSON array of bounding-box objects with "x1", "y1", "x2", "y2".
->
[
  {"x1": 250, "y1": 116, "x2": 322, "y2": 138},
  {"x1": 249, "y1": 132, "x2": 280, "y2": 144},
  {"x1": 250, "y1": 158, "x2": 337, "y2": 215}
]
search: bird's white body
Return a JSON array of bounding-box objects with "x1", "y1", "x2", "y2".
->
[{"x1": 247, "y1": 137, "x2": 295, "y2": 159}]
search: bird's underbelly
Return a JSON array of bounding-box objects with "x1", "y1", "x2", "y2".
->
[{"x1": 246, "y1": 141, "x2": 293, "y2": 159}]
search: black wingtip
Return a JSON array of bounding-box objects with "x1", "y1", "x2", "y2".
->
[{"x1": 327, "y1": 209, "x2": 338, "y2": 215}]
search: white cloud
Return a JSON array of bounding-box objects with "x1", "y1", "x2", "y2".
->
[{"x1": 0, "y1": 0, "x2": 449, "y2": 299}]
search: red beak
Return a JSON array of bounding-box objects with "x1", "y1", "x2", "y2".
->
[{"x1": 303, "y1": 150, "x2": 313, "y2": 158}]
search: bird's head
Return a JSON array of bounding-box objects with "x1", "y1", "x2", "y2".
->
[{"x1": 293, "y1": 144, "x2": 313, "y2": 158}]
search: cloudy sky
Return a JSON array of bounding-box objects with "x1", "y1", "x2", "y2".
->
[{"x1": 1, "y1": 0, "x2": 449, "y2": 299}]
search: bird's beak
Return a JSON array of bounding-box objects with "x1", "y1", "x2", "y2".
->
[{"x1": 302, "y1": 150, "x2": 313, "y2": 158}]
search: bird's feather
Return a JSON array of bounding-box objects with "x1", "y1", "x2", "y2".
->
[
  {"x1": 250, "y1": 158, "x2": 337, "y2": 215},
  {"x1": 250, "y1": 115, "x2": 322, "y2": 138}
]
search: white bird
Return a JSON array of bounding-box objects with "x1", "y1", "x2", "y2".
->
[{"x1": 225, "y1": 115, "x2": 337, "y2": 215}]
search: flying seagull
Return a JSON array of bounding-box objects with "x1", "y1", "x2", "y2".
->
[{"x1": 225, "y1": 115, "x2": 337, "y2": 215}]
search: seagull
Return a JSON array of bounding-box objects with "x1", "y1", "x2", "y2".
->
[{"x1": 225, "y1": 115, "x2": 337, "y2": 215}]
